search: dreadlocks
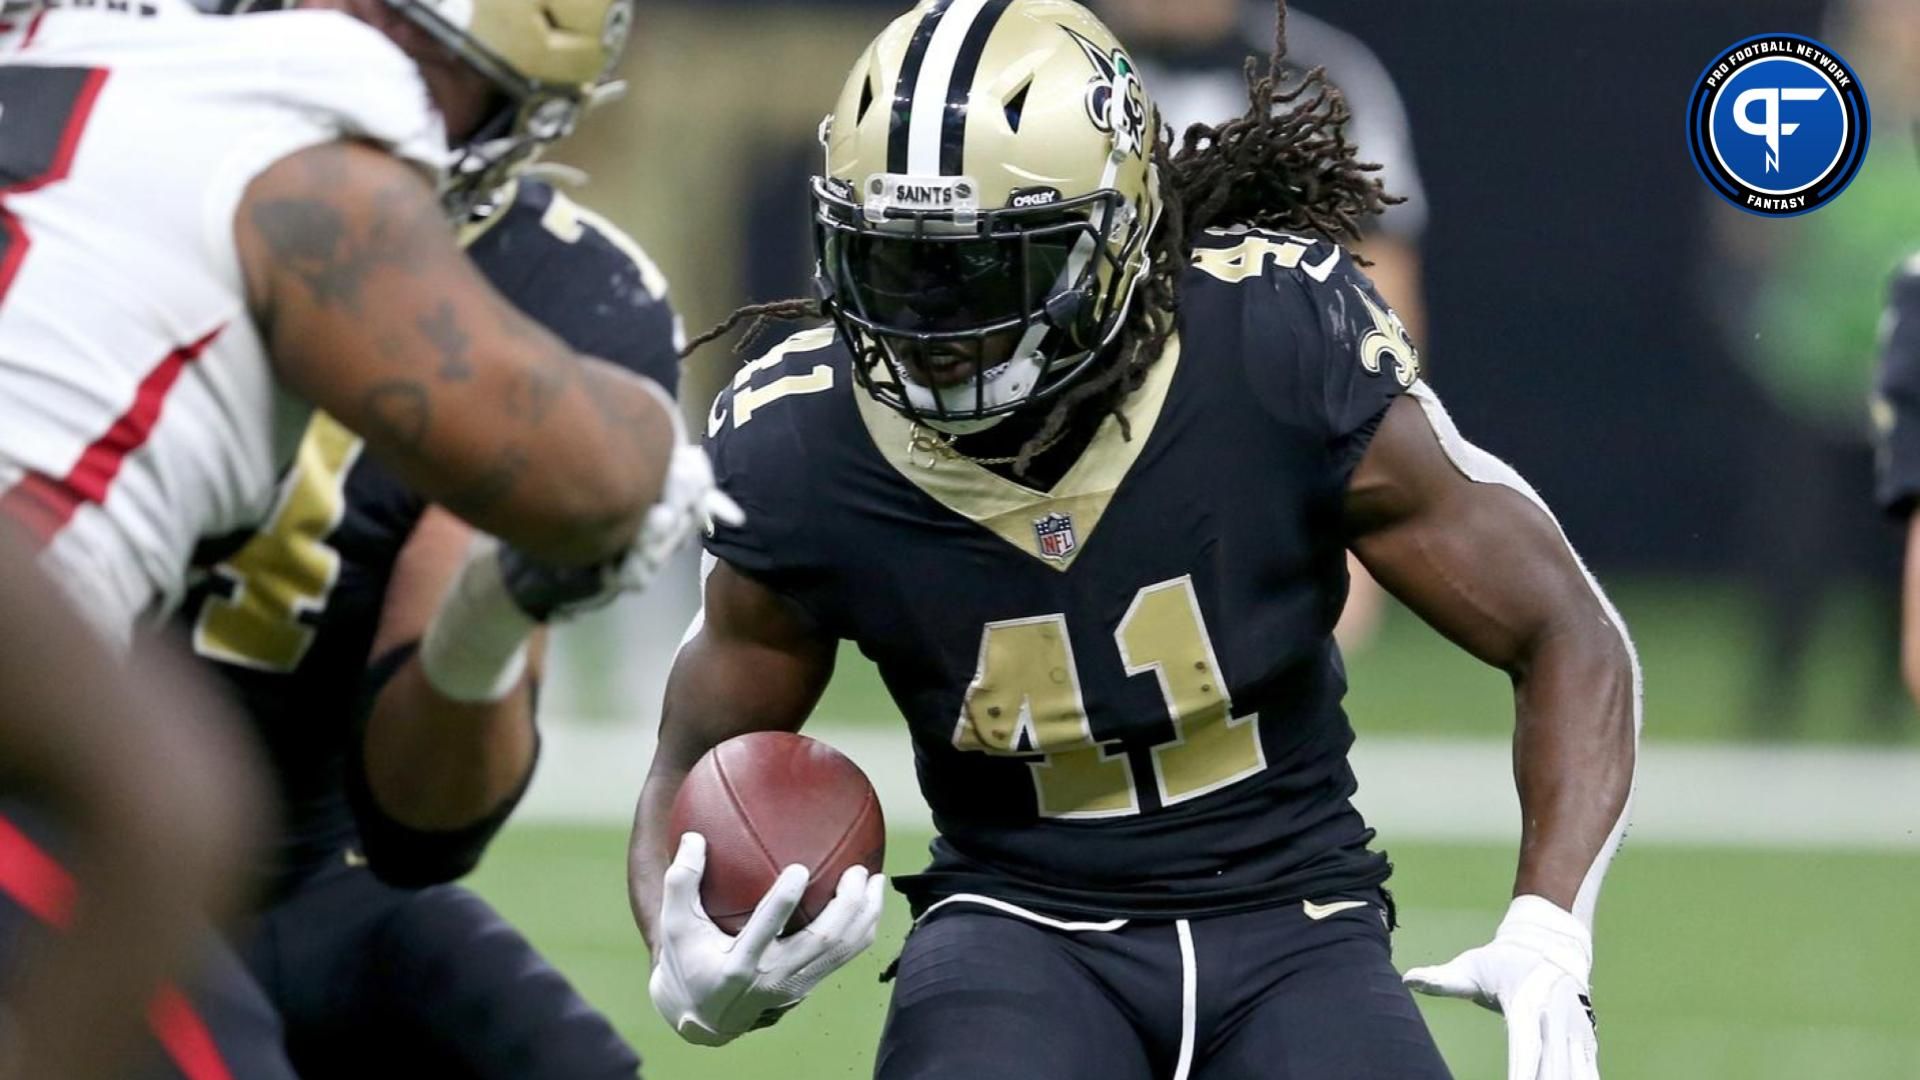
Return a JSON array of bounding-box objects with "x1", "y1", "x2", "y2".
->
[{"x1": 685, "y1": 0, "x2": 1396, "y2": 474}]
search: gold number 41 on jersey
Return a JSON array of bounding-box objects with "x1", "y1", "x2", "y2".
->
[{"x1": 953, "y1": 576, "x2": 1267, "y2": 819}]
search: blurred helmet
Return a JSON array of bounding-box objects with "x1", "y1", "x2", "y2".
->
[
  {"x1": 813, "y1": 0, "x2": 1163, "y2": 431},
  {"x1": 386, "y1": 0, "x2": 634, "y2": 218}
]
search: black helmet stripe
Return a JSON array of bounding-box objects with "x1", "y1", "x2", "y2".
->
[
  {"x1": 889, "y1": 0, "x2": 1017, "y2": 177},
  {"x1": 887, "y1": 0, "x2": 956, "y2": 175},
  {"x1": 939, "y1": 0, "x2": 1015, "y2": 176}
]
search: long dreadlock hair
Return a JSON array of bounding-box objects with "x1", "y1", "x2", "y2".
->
[{"x1": 684, "y1": 0, "x2": 1397, "y2": 474}]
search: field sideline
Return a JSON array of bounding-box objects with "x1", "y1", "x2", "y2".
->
[{"x1": 519, "y1": 721, "x2": 1920, "y2": 851}]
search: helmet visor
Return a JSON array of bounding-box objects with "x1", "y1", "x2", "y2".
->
[
  {"x1": 825, "y1": 229, "x2": 1078, "y2": 337},
  {"x1": 811, "y1": 177, "x2": 1144, "y2": 424}
]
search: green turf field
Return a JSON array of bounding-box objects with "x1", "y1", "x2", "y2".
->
[{"x1": 470, "y1": 825, "x2": 1920, "y2": 1080}]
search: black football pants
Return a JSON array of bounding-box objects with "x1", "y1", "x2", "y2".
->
[
  {"x1": 240, "y1": 853, "x2": 641, "y2": 1080},
  {"x1": 873, "y1": 889, "x2": 1452, "y2": 1080}
]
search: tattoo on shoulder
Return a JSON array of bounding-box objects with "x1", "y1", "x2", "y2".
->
[{"x1": 249, "y1": 160, "x2": 443, "y2": 315}]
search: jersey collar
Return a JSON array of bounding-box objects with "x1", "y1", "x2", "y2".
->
[{"x1": 854, "y1": 333, "x2": 1182, "y2": 571}]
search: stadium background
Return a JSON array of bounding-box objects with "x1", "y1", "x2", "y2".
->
[{"x1": 474, "y1": 1, "x2": 1920, "y2": 1076}]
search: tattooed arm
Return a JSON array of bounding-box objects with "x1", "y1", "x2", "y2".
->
[{"x1": 234, "y1": 140, "x2": 672, "y2": 567}]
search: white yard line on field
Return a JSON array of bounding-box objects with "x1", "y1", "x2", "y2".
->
[{"x1": 520, "y1": 722, "x2": 1920, "y2": 851}]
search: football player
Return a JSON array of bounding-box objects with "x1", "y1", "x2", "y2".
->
[
  {"x1": 632, "y1": 2, "x2": 1638, "y2": 1079},
  {"x1": 0, "y1": 0, "x2": 721, "y2": 1074},
  {"x1": 0, "y1": 522, "x2": 265, "y2": 1080},
  {"x1": 179, "y1": 0, "x2": 681, "y2": 1075},
  {"x1": 1872, "y1": 252, "x2": 1920, "y2": 705}
]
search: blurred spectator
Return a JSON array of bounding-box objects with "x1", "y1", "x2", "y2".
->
[
  {"x1": 1095, "y1": 0, "x2": 1430, "y2": 651},
  {"x1": 1873, "y1": 253, "x2": 1920, "y2": 709},
  {"x1": 1706, "y1": 0, "x2": 1920, "y2": 735},
  {"x1": 1094, "y1": 0, "x2": 1428, "y2": 339}
]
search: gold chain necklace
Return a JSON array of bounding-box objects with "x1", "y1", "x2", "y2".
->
[{"x1": 907, "y1": 423, "x2": 1069, "y2": 469}]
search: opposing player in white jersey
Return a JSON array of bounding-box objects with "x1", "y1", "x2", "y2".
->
[
  {"x1": 0, "y1": 521, "x2": 268, "y2": 1080},
  {"x1": 0, "y1": 0, "x2": 702, "y2": 643},
  {"x1": 0, "y1": 0, "x2": 728, "y2": 1075}
]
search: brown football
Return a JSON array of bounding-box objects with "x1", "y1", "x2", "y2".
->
[{"x1": 668, "y1": 731, "x2": 886, "y2": 935}]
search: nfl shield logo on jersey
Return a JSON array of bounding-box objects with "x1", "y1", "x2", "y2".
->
[{"x1": 1033, "y1": 512, "x2": 1078, "y2": 561}]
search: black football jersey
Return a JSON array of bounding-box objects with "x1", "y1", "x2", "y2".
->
[
  {"x1": 704, "y1": 227, "x2": 1422, "y2": 920},
  {"x1": 178, "y1": 180, "x2": 682, "y2": 891},
  {"x1": 1874, "y1": 255, "x2": 1920, "y2": 517}
]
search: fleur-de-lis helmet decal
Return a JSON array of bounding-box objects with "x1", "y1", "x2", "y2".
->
[{"x1": 1064, "y1": 26, "x2": 1149, "y2": 160}]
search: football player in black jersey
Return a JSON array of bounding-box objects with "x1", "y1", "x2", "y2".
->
[
  {"x1": 632, "y1": 1, "x2": 1638, "y2": 1078},
  {"x1": 174, "y1": 0, "x2": 696, "y2": 1076},
  {"x1": 1873, "y1": 253, "x2": 1920, "y2": 706}
]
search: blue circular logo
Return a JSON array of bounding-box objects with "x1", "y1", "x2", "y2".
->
[{"x1": 1688, "y1": 34, "x2": 1870, "y2": 217}]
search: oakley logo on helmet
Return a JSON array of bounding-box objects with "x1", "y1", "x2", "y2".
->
[
  {"x1": 1064, "y1": 27, "x2": 1147, "y2": 160},
  {"x1": 1009, "y1": 186, "x2": 1062, "y2": 209}
]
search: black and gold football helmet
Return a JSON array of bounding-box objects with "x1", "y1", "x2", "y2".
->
[
  {"x1": 386, "y1": 0, "x2": 633, "y2": 218},
  {"x1": 813, "y1": 0, "x2": 1164, "y2": 432}
]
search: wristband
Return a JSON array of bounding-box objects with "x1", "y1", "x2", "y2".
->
[{"x1": 418, "y1": 538, "x2": 537, "y2": 704}]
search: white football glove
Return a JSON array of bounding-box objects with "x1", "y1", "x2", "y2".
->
[
  {"x1": 648, "y1": 833, "x2": 886, "y2": 1047},
  {"x1": 1403, "y1": 895, "x2": 1600, "y2": 1080}
]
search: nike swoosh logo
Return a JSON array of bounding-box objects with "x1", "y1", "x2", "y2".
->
[
  {"x1": 1302, "y1": 899, "x2": 1369, "y2": 921},
  {"x1": 1303, "y1": 246, "x2": 1344, "y2": 283}
]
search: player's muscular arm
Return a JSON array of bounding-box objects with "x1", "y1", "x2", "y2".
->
[
  {"x1": 628, "y1": 560, "x2": 836, "y2": 951},
  {"x1": 349, "y1": 508, "x2": 546, "y2": 884},
  {"x1": 235, "y1": 140, "x2": 673, "y2": 566},
  {"x1": 1345, "y1": 395, "x2": 1637, "y2": 912}
]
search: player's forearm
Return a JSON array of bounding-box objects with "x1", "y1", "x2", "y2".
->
[
  {"x1": 361, "y1": 658, "x2": 539, "y2": 835},
  {"x1": 629, "y1": 761, "x2": 693, "y2": 954},
  {"x1": 242, "y1": 142, "x2": 674, "y2": 567},
  {"x1": 1508, "y1": 617, "x2": 1637, "y2": 917},
  {"x1": 298, "y1": 350, "x2": 675, "y2": 569},
  {"x1": 630, "y1": 567, "x2": 838, "y2": 949},
  {"x1": 628, "y1": 658, "x2": 809, "y2": 951}
]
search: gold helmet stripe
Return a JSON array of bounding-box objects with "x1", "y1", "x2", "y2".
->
[{"x1": 890, "y1": 0, "x2": 1016, "y2": 177}]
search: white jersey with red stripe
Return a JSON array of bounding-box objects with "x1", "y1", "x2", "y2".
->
[{"x1": 0, "y1": 1, "x2": 445, "y2": 646}]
